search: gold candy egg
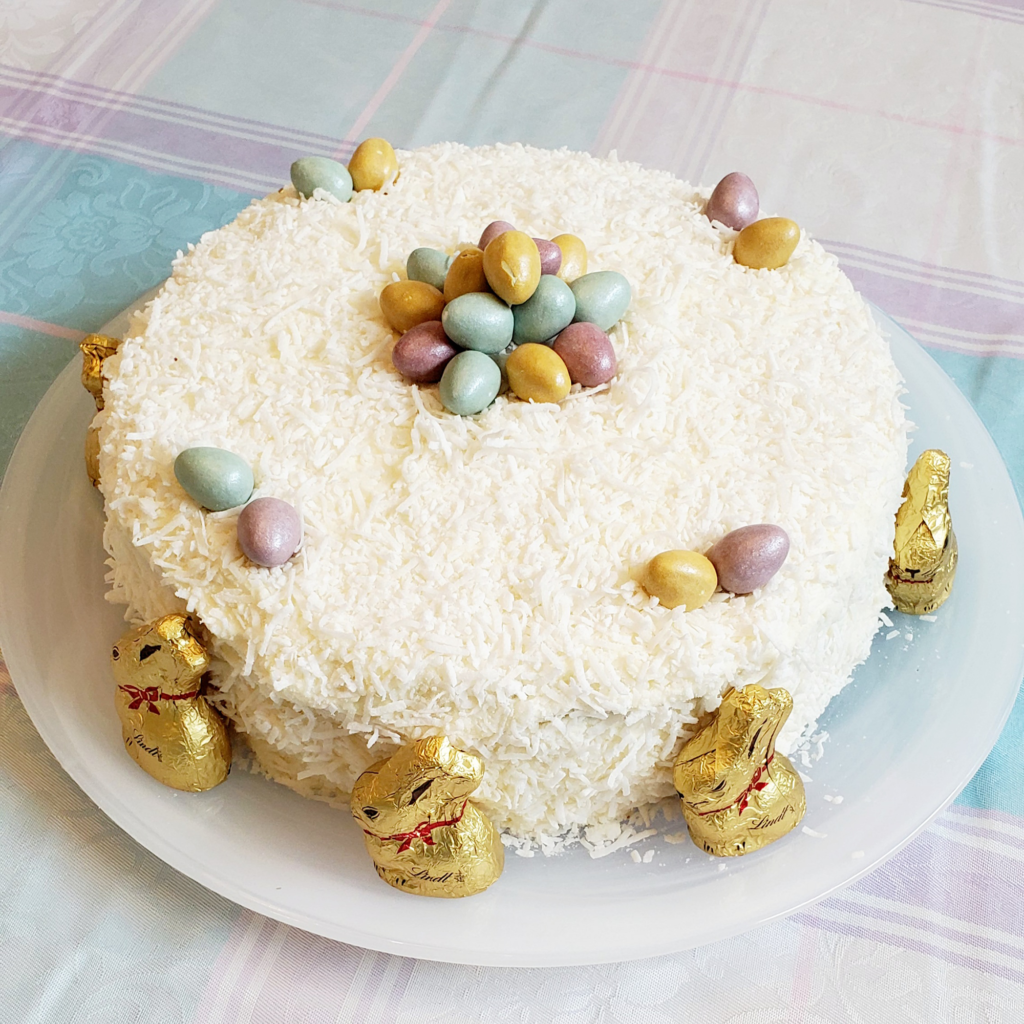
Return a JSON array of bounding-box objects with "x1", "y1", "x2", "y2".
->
[
  {"x1": 348, "y1": 137, "x2": 399, "y2": 191},
  {"x1": 379, "y1": 280, "x2": 446, "y2": 334},
  {"x1": 641, "y1": 550, "x2": 718, "y2": 610},
  {"x1": 444, "y1": 246, "x2": 489, "y2": 302},
  {"x1": 733, "y1": 218, "x2": 800, "y2": 270},
  {"x1": 483, "y1": 230, "x2": 541, "y2": 305},
  {"x1": 552, "y1": 233, "x2": 587, "y2": 283},
  {"x1": 506, "y1": 343, "x2": 571, "y2": 404}
]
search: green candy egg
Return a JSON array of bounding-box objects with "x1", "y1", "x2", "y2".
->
[
  {"x1": 174, "y1": 447, "x2": 254, "y2": 511},
  {"x1": 571, "y1": 270, "x2": 632, "y2": 331},
  {"x1": 439, "y1": 350, "x2": 502, "y2": 415},
  {"x1": 407, "y1": 247, "x2": 452, "y2": 291},
  {"x1": 512, "y1": 274, "x2": 576, "y2": 345},
  {"x1": 290, "y1": 156, "x2": 353, "y2": 202},
  {"x1": 442, "y1": 292, "x2": 514, "y2": 354}
]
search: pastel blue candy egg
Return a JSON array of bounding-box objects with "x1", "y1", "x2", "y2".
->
[
  {"x1": 439, "y1": 350, "x2": 502, "y2": 415},
  {"x1": 290, "y1": 156, "x2": 353, "y2": 202},
  {"x1": 174, "y1": 447, "x2": 254, "y2": 512},
  {"x1": 407, "y1": 247, "x2": 451, "y2": 291},
  {"x1": 512, "y1": 274, "x2": 576, "y2": 345},
  {"x1": 442, "y1": 292, "x2": 514, "y2": 354},
  {"x1": 571, "y1": 270, "x2": 632, "y2": 331}
]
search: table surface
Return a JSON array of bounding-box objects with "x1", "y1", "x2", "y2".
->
[{"x1": 1, "y1": 1, "x2": 1023, "y2": 1021}]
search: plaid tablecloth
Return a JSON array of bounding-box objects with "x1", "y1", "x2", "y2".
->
[{"x1": 2, "y1": 1, "x2": 1023, "y2": 1020}]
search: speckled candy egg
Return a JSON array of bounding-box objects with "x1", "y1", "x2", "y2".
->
[
  {"x1": 506, "y1": 343, "x2": 571, "y2": 404},
  {"x1": 174, "y1": 447, "x2": 254, "y2": 512},
  {"x1": 237, "y1": 497, "x2": 302, "y2": 568},
  {"x1": 479, "y1": 220, "x2": 515, "y2": 250},
  {"x1": 733, "y1": 218, "x2": 800, "y2": 270},
  {"x1": 552, "y1": 234, "x2": 587, "y2": 282},
  {"x1": 439, "y1": 349, "x2": 502, "y2": 415},
  {"x1": 641, "y1": 550, "x2": 718, "y2": 611},
  {"x1": 706, "y1": 524, "x2": 790, "y2": 594},
  {"x1": 552, "y1": 322, "x2": 617, "y2": 387},
  {"x1": 348, "y1": 137, "x2": 398, "y2": 191},
  {"x1": 570, "y1": 270, "x2": 631, "y2": 331},
  {"x1": 392, "y1": 321, "x2": 459, "y2": 383},
  {"x1": 406, "y1": 248, "x2": 451, "y2": 291},
  {"x1": 705, "y1": 172, "x2": 759, "y2": 231},
  {"x1": 483, "y1": 231, "x2": 541, "y2": 306},
  {"x1": 443, "y1": 246, "x2": 489, "y2": 302},
  {"x1": 534, "y1": 238, "x2": 562, "y2": 276},
  {"x1": 290, "y1": 156, "x2": 353, "y2": 202},
  {"x1": 379, "y1": 280, "x2": 446, "y2": 334},
  {"x1": 511, "y1": 275, "x2": 576, "y2": 345},
  {"x1": 442, "y1": 292, "x2": 514, "y2": 354}
]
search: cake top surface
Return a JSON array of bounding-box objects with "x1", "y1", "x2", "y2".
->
[{"x1": 99, "y1": 143, "x2": 906, "y2": 838}]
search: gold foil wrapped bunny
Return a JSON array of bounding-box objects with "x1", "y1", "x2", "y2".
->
[
  {"x1": 111, "y1": 614, "x2": 231, "y2": 792},
  {"x1": 350, "y1": 736, "x2": 504, "y2": 898},
  {"x1": 886, "y1": 449, "x2": 957, "y2": 615},
  {"x1": 673, "y1": 685, "x2": 806, "y2": 857},
  {"x1": 80, "y1": 333, "x2": 121, "y2": 486}
]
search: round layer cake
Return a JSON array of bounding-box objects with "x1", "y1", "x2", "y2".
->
[{"x1": 97, "y1": 143, "x2": 908, "y2": 843}]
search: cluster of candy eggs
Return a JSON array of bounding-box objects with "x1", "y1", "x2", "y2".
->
[
  {"x1": 705, "y1": 171, "x2": 801, "y2": 270},
  {"x1": 290, "y1": 137, "x2": 399, "y2": 201},
  {"x1": 641, "y1": 525, "x2": 790, "y2": 612},
  {"x1": 173, "y1": 448, "x2": 301, "y2": 569},
  {"x1": 381, "y1": 221, "x2": 631, "y2": 415}
]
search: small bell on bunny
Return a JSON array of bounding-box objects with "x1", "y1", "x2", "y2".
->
[
  {"x1": 673, "y1": 684, "x2": 805, "y2": 857},
  {"x1": 350, "y1": 736, "x2": 504, "y2": 898},
  {"x1": 111, "y1": 613, "x2": 231, "y2": 792}
]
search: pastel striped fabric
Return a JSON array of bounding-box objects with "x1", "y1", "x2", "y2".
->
[{"x1": 1, "y1": 1, "x2": 1022, "y2": 1020}]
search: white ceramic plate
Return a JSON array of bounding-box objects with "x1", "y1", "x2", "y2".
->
[{"x1": 1, "y1": 302, "x2": 1023, "y2": 967}]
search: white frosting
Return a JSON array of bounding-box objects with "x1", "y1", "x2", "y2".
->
[{"x1": 98, "y1": 143, "x2": 908, "y2": 841}]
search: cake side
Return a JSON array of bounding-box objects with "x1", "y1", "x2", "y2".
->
[{"x1": 97, "y1": 143, "x2": 908, "y2": 841}]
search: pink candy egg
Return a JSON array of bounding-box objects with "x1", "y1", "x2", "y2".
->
[
  {"x1": 237, "y1": 497, "x2": 302, "y2": 568},
  {"x1": 705, "y1": 524, "x2": 789, "y2": 594},
  {"x1": 533, "y1": 238, "x2": 562, "y2": 276},
  {"x1": 552, "y1": 322, "x2": 617, "y2": 387},
  {"x1": 705, "y1": 172, "x2": 759, "y2": 232},
  {"x1": 392, "y1": 321, "x2": 459, "y2": 383},
  {"x1": 478, "y1": 220, "x2": 515, "y2": 250}
]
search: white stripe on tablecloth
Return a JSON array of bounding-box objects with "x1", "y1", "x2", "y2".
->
[
  {"x1": 231, "y1": 921, "x2": 291, "y2": 1024},
  {"x1": 945, "y1": 806, "x2": 1024, "y2": 838},
  {"x1": 333, "y1": 951, "x2": 383, "y2": 1024},
  {"x1": 0, "y1": 114, "x2": 279, "y2": 192},
  {"x1": 928, "y1": 822, "x2": 1024, "y2": 863},
  {"x1": 202, "y1": 914, "x2": 268, "y2": 1024},
  {"x1": 0, "y1": 66, "x2": 343, "y2": 152},
  {"x1": 897, "y1": 319, "x2": 1024, "y2": 357}
]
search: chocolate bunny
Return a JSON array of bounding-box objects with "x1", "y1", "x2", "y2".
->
[
  {"x1": 350, "y1": 736, "x2": 504, "y2": 897},
  {"x1": 111, "y1": 614, "x2": 231, "y2": 792},
  {"x1": 673, "y1": 684, "x2": 805, "y2": 857}
]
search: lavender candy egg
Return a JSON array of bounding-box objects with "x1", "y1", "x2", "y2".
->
[
  {"x1": 705, "y1": 172, "x2": 759, "y2": 231},
  {"x1": 534, "y1": 238, "x2": 562, "y2": 276},
  {"x1": 552, "y1": 322, "x2": 617, "y2": 387},
  {"x1": 705, "y1": 524, "x2": 789, "y2": 595},
  {"x1": 237, "y1": 497, "x2": 302, "y2": 568},
  {"x1": 392, "y1": 321, "x2": 459, "y2": 383},
  {"x1": 478, "y1": 220, "x2": 515, "y2": 250}
]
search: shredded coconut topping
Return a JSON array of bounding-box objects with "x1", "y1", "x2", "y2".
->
[{"x1": 98, "y1": 143, "x2": 908, "y2": 842}]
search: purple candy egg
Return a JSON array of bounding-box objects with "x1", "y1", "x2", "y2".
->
[
  {"x1": 705, "y1": 524, "x2": 789, "y2": 595},
  {"x1": 552, "y1": 322, "x2": 617, "y2": 387},
  {"x1": 533, "y1": 238, "x2": 562, "y2": 276},
  {"x1": 705, "y1": 172, "x2": 759, "y2": 231},
  {"x1": 237, "y1": 497, "x2": 302, "y2": 568},
  {"x1": 478, "y1": 220, "x2": 515, "y2": 250},
  {"x1": 392, "y1": 321, "x2": 460, "y2": 383}
]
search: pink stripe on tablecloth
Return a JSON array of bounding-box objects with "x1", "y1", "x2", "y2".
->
[
  {"x1": 0, "y1": 311, "x2": 86, "y2": 342},
  {"x1": 338, "y1": 0, "x2": 452, "y2": 152}
]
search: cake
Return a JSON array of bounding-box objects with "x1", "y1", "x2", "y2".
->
[{"x1": 95, "y1": 143, "x2": 908, "y2": 844}]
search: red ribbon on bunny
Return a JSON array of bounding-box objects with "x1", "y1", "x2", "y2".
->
[
  {"x1": 118, "y1": 684, "x2": 200, "y2": 714},
  {"x1": 365, "y1": 800, "x2": 468, "y2": 853},
  {"x1": 697, "y1": 754, "x2": 774, "y2": 816}
]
